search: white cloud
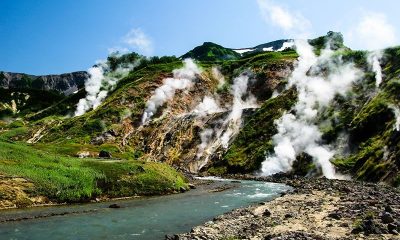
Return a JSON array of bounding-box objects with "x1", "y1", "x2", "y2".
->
[
  {"x1": 108, "y1": 28, "x2": 153, "y2": 56},
  {"x1": 256, "y1": 0, "x2": 311, "y2": 38},
  {"x1": 123, "y1": 28, "x2": 153, "y2": 55},
  {"x1": 346, "y1": 12, "x2": 397, "y2": 50}
]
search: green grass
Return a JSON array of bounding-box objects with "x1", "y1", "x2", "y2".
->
[{"x1": 0, "y1": 128, "x2": 187, "y2": 203}]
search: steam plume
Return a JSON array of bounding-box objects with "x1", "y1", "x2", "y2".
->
[
  {"x1": 141, "y1": 59, "x2": 202, "y2": 124},
  {"x1": 220, "y1": 75, "x2": 257, "y2": 148},
  {"x1": 193, "y1": 96, "x2": 223, "y2": 116},
  {"x1": 196, "y1": 74, "x2": 257, "y2": 168},
  {"x1": 367, "y1": 51, "x2": 383, "y2": 87},
  {"x1": 389, "y1": 105, "x2": 400, "y2": 131},
  {"x1": 261, "y1": 40, "x2": 361, "y2": 179},
  {"x1": 212, "y1": 67, "x2": 225, "y2": 88},
  {"x1": 75, "y1": 63, "x2": 113, "y2": 116},
  {"x1": 74, "y1": 61, "x2": 137, "y2": 117}
]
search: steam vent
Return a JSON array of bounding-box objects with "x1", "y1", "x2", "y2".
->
[{"x1": 1, "y1": 1, "x2": 399, "y2": 239}]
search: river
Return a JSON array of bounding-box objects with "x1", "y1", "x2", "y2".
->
[{"x1": 0, "y1": 177, "x2": 290, "y2": 239}]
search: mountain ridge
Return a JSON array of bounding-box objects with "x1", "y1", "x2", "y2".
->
[{"x1": 0, "y1": 32, "x2": 399, "y2": 208}]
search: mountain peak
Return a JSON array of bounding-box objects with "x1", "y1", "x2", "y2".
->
[{"x1": 181, "y1": 42, "x2": 241, "y2": 61}]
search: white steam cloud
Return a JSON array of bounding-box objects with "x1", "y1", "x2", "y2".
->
[
  {"x1": 346, "y1": 12, "x2": 397, "y2": 88},
  {"x1": 193, "y1": 96, "x2": 223, "y2": 116},
  {"x1": 220, "y1": 75, "x2": 257, "y2": 148},
  {"x1": 212, "y1": 67, "x2": 225, "y2": 88},
  {"x1": 257, "y1": 0, "x2": 311, "y2": 37},
  {"x1": 141, "y1": 59, "x2": 202, "y2": 124},
  {"x1": 368, "y1": 51, "x2": 383, "y2": 87},
  {"x1": 74, "y1": 61, "x2": 138, "y2": 117},
  {"x1": 389, "y1": 105, "x2": 400, "y2": 131},
  {"x1": 195, "y1": 74, "x2": 258, "y2": 169},
  {"x1": 76, "y1": 27, "x2": 151, "y2": 117},
  {"x1": 261, "y1": 40, "x2": 361, "y2": 179},
  {"x1": 75, "y1": 63, "x2": 113, "y2": 116},
  {"x1": 277, "y1": 41, "x2": 295, "y2": 52},
  {"x1": 196, "y1": 128, "x2": 214, "y2": 159}
]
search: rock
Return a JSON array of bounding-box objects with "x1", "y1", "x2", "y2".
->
[
  {"x1": 179, "y1": 186, "x2": 187, "y2": 193},
  {"x1": 91, "y1": 130, "x2": 117, "y2": 145},
  {"x1": 77, "y1": 151, "x2": 90, "y2": 158},
  {"x1": 385, "y1": 205, "x2": 394, "y2": 213},
  {"x1": 362, "y1": 219, "x2": 381, "y2": 234},
  {"x1": 165, "y1": 234, "x2": 179, "y2": 240},
  {"x1": 99, "y1": 150, "x2": 112, "y2": 158},
  {"x1": 188, "y1": 183, "x2": 196, "y2": 189},
  {"x1": 263, "y1": 209, "x2": 272, "y2": 217},
  {"x1": 0, "y1": 71, "x2": 88, "y2": 95},
  {"x1": 381, "y1": 212, "x2": 394, "y2": 224},
  {"x1": 284, "y1": 213, "x2": 293, "y2": 219},
  {"x1": 340, "y1": 222, "x2": 349, "y2": 227},
  {"x1": 109, "y1": 203, "x2": 121, "y2": 209},
  {"x1": 388, "y1": 223, "x2": 398, "y2": 233},
  {"x1": 351, "y1": 226, "x2": 363, "y2": 234},
  {"x1": 328, "y1": 212, "x2": 342, "y2": 220}
]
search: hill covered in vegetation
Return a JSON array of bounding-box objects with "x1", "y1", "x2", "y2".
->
[{"x1": 0, "y1": 32, "x2": 399, "y2": 208}]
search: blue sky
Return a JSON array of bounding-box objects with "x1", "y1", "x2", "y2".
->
[{"x1": 0, "y1": 0, "x2": 399, "y2": 75}]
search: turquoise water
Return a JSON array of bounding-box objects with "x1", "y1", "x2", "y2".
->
[{"x1": 0, "y1": 178, "x2": 290, "y2": 240}]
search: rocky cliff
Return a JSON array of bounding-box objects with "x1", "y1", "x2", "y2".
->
[{"x1": 0, "y1": 71, "x2": 88, "y2": 95}]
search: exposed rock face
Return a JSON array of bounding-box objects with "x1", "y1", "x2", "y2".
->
[{"x1": 0, "y1": 71, "x2": 88, "y2": 95}]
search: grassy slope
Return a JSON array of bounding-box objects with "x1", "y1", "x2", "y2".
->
[
  {"x1": 2, "y1": 34, "x2": 400, "y2": 192},
  {"x1": 181, "y1": 42, "x2": 241, "y2": 61},
  {"x1": 0, "y1": 127, "x2": 187, "y2": 204}
]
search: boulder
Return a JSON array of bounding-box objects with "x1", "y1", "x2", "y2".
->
[
  {"x1": 328, "y1": 212, "x2": 342, "y2": 220},
  {"x1": 263, "y1": 209, "x2": 271, "y2": 217},
  {"x1": 388, "y1": 223, "x2": 398, "y2": 234},
  {"x1": 381, "y1": 212, "x2": 394, "y2": 224},
  {"x1": 109, "y1": 203, "x2": 121, "y2": 209},
  {"x1": 99, "y1": 150, "x2": 112, "y2": 158},
  {"x1": 385, "y1": 205, "x2": 394, "y2": 213}
]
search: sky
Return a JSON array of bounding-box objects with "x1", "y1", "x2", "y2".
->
[{"x1": 0, "y1": 0, "x2": 399, "y2": 75}]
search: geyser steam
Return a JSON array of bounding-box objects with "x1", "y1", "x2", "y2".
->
[
  {"x1": 75, "y1": 63, "x2": 114, "y2": 116},
  {"x1": 220, "y1": 75, "x2": 257, "y2": 148},
  {"x1": 389, "y1": 105, "x2": 400, "y2": 131},
  {"x1": 261, "y1": 40, "x2": 361, "y2": 179},
  {"x1": 367, "y1": 51, "x2": 383, "y2": 87},
  {"x1": 141, "y1": 59, "x2": 202, "y2": 124},
  {"x1": 74, "y1": 61, "x2": 136, "y2": 117},
  {"x1": 195, "y1": 74, "x2": 257, "y2": 169}
]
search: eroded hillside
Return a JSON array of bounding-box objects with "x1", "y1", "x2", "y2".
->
[{"x1": 1, "y1": 32, "x2": 400, "y2": 207}]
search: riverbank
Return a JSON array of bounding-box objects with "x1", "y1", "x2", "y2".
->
[
  {"x1": 176, "y1": 176, "x2": 400, "y2": 239},
  {"x1": 0, "y1": 177, "x2": 240, "y2": 223},
  {"x1": 0, "y1": 178, "x2": 289, "y2": 240}
]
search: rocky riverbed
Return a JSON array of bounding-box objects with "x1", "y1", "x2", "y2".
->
[{"x1": 175, "y1": 176, "x2": 400, "y2": 239}]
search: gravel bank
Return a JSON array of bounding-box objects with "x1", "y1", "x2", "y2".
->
[{"x1": 174, "y1": 176, "x2": 400, "y2": 240}]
